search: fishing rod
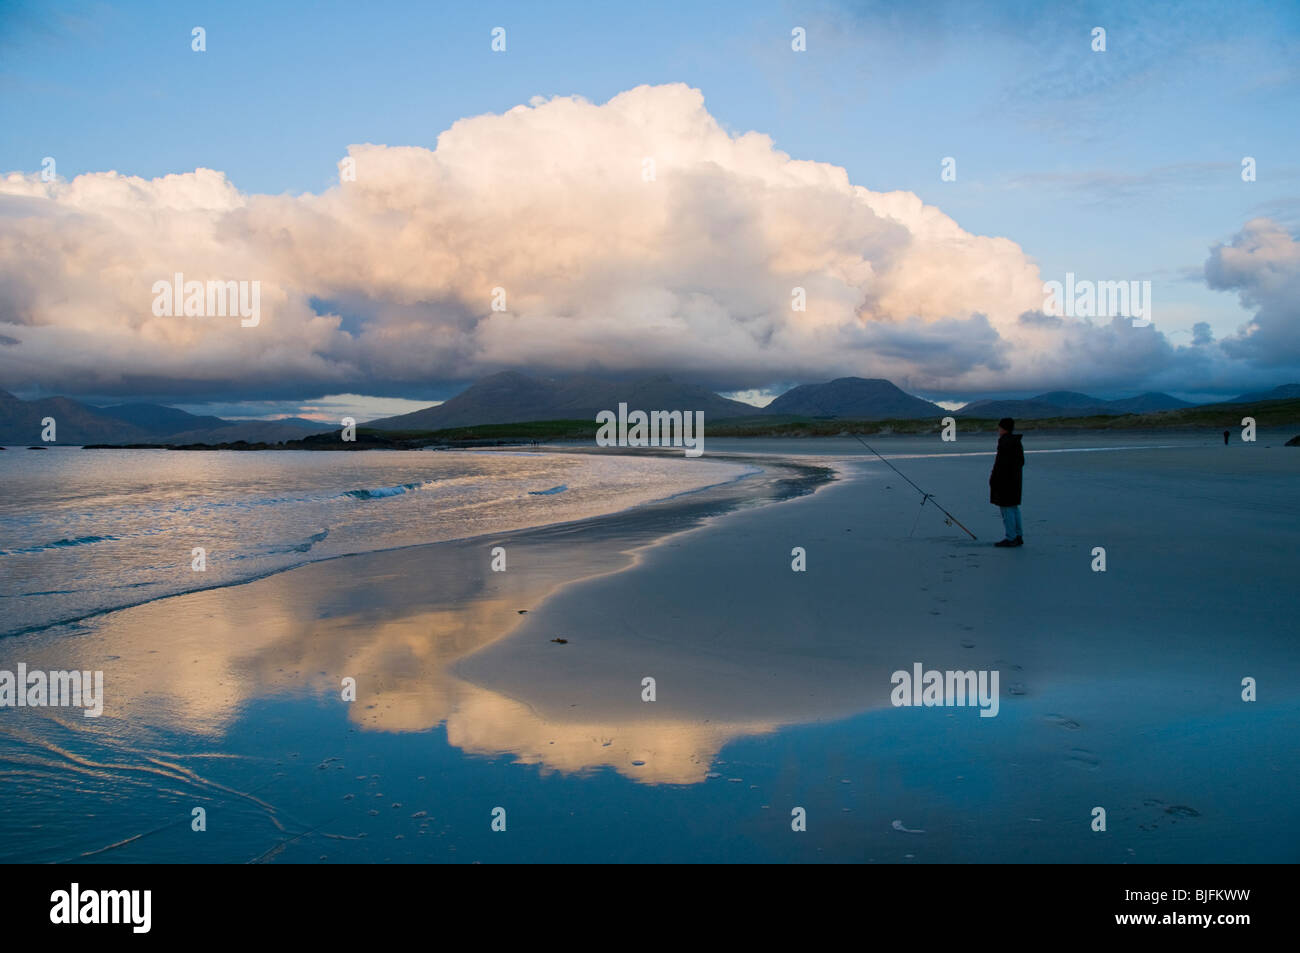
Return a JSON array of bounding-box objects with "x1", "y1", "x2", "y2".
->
[{"x1": 846, "y1": 431, "x2": 978, "y2": 540}]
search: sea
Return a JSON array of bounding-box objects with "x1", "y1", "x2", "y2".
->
[{"x1": 0, "y1": 446, "x2": 753, "y2": 638}]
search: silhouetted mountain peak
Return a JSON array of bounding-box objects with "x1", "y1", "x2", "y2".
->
[
  {"x1": 367, "y1": 371, "x2": 764, "y2": 430},
  {"x1": 764, "y1": 377, "x2": 943, "y2": 419},
  {"x1": 97, "y1": 403, "x2": 229, "y2": 434},
  {"x1": 1227, "y1": 383, "x2": 1300, "y2": 403},
  {"x1": 958, "y1": 389, "x2": 1192, "y2": 419},
  {"x1": 1032, "y1": 391, "x2": 1102, "y2": 408}
]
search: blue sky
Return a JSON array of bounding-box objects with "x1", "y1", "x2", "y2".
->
[{"x1": 2, "y1": 0, "x2": 1298, "y2": 416}]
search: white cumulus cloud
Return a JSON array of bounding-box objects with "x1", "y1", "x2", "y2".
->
[{"x1": 0, "y1": 84, "x2": 1294, "y2": 401}]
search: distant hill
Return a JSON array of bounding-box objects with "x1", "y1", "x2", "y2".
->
[
  {"x1": 366, "y1": 371, "x2": 765, "y2": 430},
  {"x1": 958, "y1": 390, "x2": 1191, "y2": 419},
  {"x1": 97, "y1": 403, "x2": 229, "y2": 434},
  {"x1": 160, "y1": 418, "x2": 327, "y2": 445},
  {"x1": 1030, "y1": 391, "x2": 1109, "y2": 410},
  {"x1": 957, "y1": 397, "x2": 1074, "y2": 420},
  {"x1": 1, "y1": 391, "x2": 147, "y2": 445},
  {"x1": 0, "y1": 392, "x2": 329, "y2": 445},
  {"x1": 1225, "y1": 383, "x2": 1300, "y2": 404},
  {"x1": 1101, "y1": 392, "x2": 1194, "y2": 414},
  {"x1": 762, "y1": 378, "x2": 944, "y2": 419}
]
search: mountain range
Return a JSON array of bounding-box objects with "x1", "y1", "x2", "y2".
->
[
  {"x1": 362, "y1": 373, "x2": 1238, "y2": 427},
  {"x1": 3, "y1": 375, "x2": 1298, "y2": 445},
  {"x1": 954, "y1": 384, "x2": 1300, "y2": 420},
  {"x1": 366, "y1": 372, "x2": 764, "y2": 430},
  {"x1": 1222, "y1": 383, "x2": 1300, "y2": 404},
  {"x1": 955, "y1": 390, "x2": 1193, "y2": 420},
  {"x1": 0, "y1": 390, "x2": 328, "y2": 446}
]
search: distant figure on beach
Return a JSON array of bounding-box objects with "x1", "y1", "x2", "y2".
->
[
  {"x1": 1223, "y1": 429, "x2": 1230, "y2": 445},
  {"x1": 990, "y1": 417, "x2": 1024, "y2": 547}
]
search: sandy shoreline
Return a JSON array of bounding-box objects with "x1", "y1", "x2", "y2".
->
[{"x1": 1, "y1": 433, "x2": 1296, "y2": 862}]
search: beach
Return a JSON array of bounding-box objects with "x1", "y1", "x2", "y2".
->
[{"x1": 1, "y1": 432, "x2": 1296, "y2": 863}]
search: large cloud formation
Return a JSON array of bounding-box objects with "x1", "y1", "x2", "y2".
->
[{"x1": 0, "y1": 84, "x2": 1294, "y2": 401}]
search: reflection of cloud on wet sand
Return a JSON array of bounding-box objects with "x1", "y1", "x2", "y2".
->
[
  {"x1": 445, "y1": 686, "x2": 776, "y2": 785},
  {"x1": 19, "y1": 541, "x2": 553, "y2": 734},
  {"x1": 19, "y1": 581, "x2": 781, "y2": 784},
  {"x1": 7, "y1": 513, "x2": 795, "y2": 785},
  {"x1": 2, "y1": 459, "x2": 852, "y2": 785}
]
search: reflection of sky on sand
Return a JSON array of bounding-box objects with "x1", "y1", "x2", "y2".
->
[
  {"x1": 4, "y1": 439, "x2": 1297, "y2": 862},
  {"x1": 6, "y1": 461, "x2": 832, "y2": 786}
]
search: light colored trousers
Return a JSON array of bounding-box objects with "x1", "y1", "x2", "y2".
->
[{"x1": 1000, "y1": 506, "x2": 1023, "y2": 540}]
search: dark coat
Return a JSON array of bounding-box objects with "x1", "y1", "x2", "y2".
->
[{"x1": 989, "y1": 433, "x2": 1024, "y2": 507}]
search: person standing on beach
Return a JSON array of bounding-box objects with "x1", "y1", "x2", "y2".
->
[
  {"x1": 990, "y1": 417, "x2": 1024, "y2": 547},
  {"x1": 1223, "y1": 429, "x2": 1230, "y2": 445}
]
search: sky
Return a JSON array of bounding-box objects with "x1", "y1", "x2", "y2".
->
[{"x1": 1, "y1": 0, "x2": 1298, "y2": 419}]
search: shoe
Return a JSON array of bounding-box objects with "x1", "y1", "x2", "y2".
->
[
  {"x1": 1012, "y1": 536, "x2": 1024, "y2": 546},
  {"x1": 994, "y1": 538, "x2": 1015, "y2": 547}
]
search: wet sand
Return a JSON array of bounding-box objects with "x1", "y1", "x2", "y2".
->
[{"x1": 1, "y1": 433, "x2": 1296, "y2": 862}]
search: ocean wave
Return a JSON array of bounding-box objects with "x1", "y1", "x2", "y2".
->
[
  {"x1": 342, "y1": 481, "x2": 429, "y2": 500},
  {"x1": 528, "y1": 484, "x2": 568, "y2": 495},
  {"x1": 273, "y1": 528, "x2": 330, "y2": 555},
  {"x1": 230, "y1": 528, "x2": 331, "y2": 559},
  {"x1": 0, "y1": 534, "x2": 121, "y2": 556},
  {"x1": 0, "y1": 453, "x2": 771, "y2": 639}
]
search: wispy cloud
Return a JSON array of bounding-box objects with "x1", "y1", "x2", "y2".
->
[{"x1": 1006, "y1": 162, "x2": 1237, "y2": 205}]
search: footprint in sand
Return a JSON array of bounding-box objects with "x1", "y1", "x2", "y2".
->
[
  {"x1": 1065, "y1": 748, "x2": 1100, "y2": 770},
  {"x1": 1046, "y1": 713, "x2": 1082, "y2": 730},
  {"x1": 960, "y1": 639, "x2": 976, "y2": 648},
  {"x1": 1122, "y1": 798, "x2": 1201, "y2": 831},
  {"x1": 1132, "y1": 799, "x2": 1197, "y2": 819}
]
